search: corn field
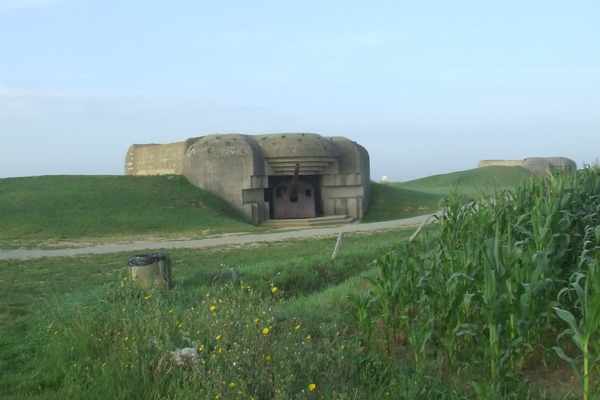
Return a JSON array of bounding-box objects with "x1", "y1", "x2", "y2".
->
[{"x1": 349, "y1": 164, "x2": 600, "y2": 398}]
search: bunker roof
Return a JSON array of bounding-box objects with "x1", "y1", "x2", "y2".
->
[{"x1": 257, "y1": 133, "x2": 342, "y2": 159}]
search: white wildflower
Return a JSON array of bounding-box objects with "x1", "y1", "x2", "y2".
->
[{"x1": 170, "y1": 347, "x2": 199, "y2": 366}]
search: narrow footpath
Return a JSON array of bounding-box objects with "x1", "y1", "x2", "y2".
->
[{"x1": 0, "y1": 214, "x2": 438, "y2": 260}]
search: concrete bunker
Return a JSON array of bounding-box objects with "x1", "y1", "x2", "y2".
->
[
  {"x1": 477, "y1": 157, "x2": 578, "y2": 176},
  {"x1": 125, "y1": 133, "x2": 370, "y2": 225}
]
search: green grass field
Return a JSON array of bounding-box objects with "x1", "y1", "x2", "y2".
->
[
  {"x1": 2, "y1": 165, "x2": 580, "y2": 399},
  {"x1": 0, "y1": 229, "x2": 417, "y2": 399}
]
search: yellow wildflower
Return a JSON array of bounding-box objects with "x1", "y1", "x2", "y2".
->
[{"x1": 309, "y1": 383, "x2": 316, "y2": 391}]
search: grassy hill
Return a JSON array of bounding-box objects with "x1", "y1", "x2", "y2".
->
[
  {"x1": 0, "y1": 175, "x2": 259, "y2": 248},
  {"x1": 395, "y1": 166, "x2": 532, "y2": 197},
  {"x1": 361, "y1": 182, "x2": 441, "y2": 222},
  {"x1": 363, "y1": 166, "x2": 531, "y2": 222},
  {"x1": 0, "y1": 166, "x2": 531, "y2": 248}
]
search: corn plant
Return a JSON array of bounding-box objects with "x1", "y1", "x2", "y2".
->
[
  {"x1": 406, "y1": 304, "x2": 433, "y2": 380},
  {"x1": 479, "y1": 235, "x2": 508, "y2": 382},
  {"x1": 417, "y1": 240, "x2": 479, "y2": 367},
  {"x1": 553, "y1": 226, "x2": 600, "y2": 400},
  {"x1": 346, "y1": 290, "x2": 378, "y2": 352},
  {"x1": 366, "y1": 248, "x2": 422, "y2": 352},
  {"x1": 344, "y1": 164, "x2": 600, "y2": 393},
  {"x1": 434, "y1": 190, "x2": 484, "y2": 362}
]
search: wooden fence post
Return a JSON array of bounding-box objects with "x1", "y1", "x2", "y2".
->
[{"x1": 331, "y1": 232, "x2": 345, "y2": 260}]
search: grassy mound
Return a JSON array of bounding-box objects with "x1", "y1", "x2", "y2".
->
[
  {"x1": 396, "y1": 166, "x2": 532, "y2": 196},
  {"x1": 363, "y1": 166, "x2": 532, "y2": 222},
  {"x1": 0, "y1": 173, "x2": 447, "y2": 249},
  {"x1": 0, "y1": 175, "x2": 258, "y2": 248},
  {"x1": 361, "y1": 182, "x2": 441, "y2": 222},
  {"x1": 0, "y1": 166, "x2": 532, "y2": 248}
]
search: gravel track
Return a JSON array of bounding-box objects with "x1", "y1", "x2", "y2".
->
[{"x1": 0, "y1": 214, "x2": 438, "y2": 260}]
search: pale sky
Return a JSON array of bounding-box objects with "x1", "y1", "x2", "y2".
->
[{"x1": 1, "y1": 0, "x2": 598, "y2": 182}]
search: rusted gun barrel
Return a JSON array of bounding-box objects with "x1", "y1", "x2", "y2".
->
[{"x1": 289, "y1": 163, "x2": 300, "y2": 203}]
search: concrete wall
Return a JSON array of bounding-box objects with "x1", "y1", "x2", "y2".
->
[
  {"x1": 125, "y1": 142, "x2": 188, "y2": 175},
  {"x1": 320, "y1": 137, "x2": 371, "y2": 219},
  {"x1": 477, "y1": 160, "x2": 524, "y2": 169},
  {"x1": 522, "y1": 158, "x2": 552, "y2": 176}
]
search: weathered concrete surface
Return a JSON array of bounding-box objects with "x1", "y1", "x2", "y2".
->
[
  {"x1": 125, "y1": 142, "x2": 188, "y2": 175},
  {"x1": 0, "y1": 214, "x2": 439, "y2": 260},
  {"x1": 478, "y1": 157, "x2": 577, "y2": 175},
  {"x1": 184, "y1": 134, "x2": 265, "y2": 222}
]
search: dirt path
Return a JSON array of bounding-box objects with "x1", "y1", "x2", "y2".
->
[{"x1": 0, "y1": 214, "x2": 438, "y2": 260}]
